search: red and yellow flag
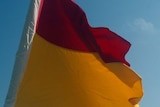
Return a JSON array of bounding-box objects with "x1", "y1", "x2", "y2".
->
[{"x1": 4, "y1": 0, "x2": 143, "y2": 107}]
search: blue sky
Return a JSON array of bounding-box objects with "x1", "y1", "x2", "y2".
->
[{"x1": 0, "y1": 0, "x2": 160, "y2": 107}]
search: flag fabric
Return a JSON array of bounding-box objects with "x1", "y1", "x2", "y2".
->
[{"x1": 4, "y1": 0, "x2": 143, "y2": 107}]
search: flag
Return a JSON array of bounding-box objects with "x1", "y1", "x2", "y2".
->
[{"x1": 4, "y1": 0, "x2": 143, "y2": 107}]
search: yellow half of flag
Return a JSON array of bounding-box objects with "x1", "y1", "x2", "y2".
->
[{"x1": 14, "y1": 34, "x2": 143, "y2": 107}]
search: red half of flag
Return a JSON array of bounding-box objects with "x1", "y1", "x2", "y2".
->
[{"x1": 36, "y1": 0, "x2": 131, "y2": 66}]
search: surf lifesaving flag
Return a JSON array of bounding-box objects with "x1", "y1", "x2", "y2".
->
[{"x1": 4, "y1": 0, "x2": 143, "y2": 107}]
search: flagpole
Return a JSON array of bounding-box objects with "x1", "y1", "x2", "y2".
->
[{"x1": 4, "y1": 0, "x2": 41, "y2": 107}]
